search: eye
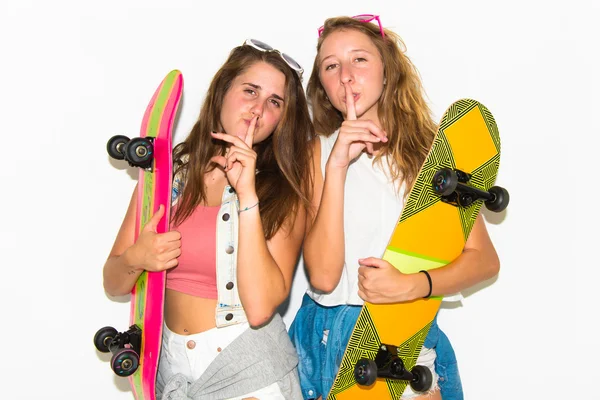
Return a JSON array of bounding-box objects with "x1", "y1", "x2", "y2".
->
[
  {"x1": 270, "y1": 99, "x2": 282, "y2": 108},
  {"x1": 324, "y1": 63, "x2": 338, "y2": 71},
  {"x1": 244, "y1": 89, "x2": 257, "y2": 96},
  {"x1": 354, "y1": 57, "x2": 367, "y2": 63}
]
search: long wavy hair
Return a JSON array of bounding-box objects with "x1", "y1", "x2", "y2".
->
[
  {"x1": 172, "y1": 45, "x2": 314, "y2": 239},
  {"x1": 307, "y1": 17, "x2": 437, "y2": 192}
]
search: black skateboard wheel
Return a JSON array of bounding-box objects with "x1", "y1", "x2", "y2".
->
[
  {"x1": 123, "y1": 137, "x2": 154, "y2": 168},
  {"x1": 107, "y1": 135, "x2": 130, "y2": 160},
  {"x1": 110, "y1": 348, "x2": 140, "y2": 377},
  {"x1": 93, "y1": 326, "x2": 118, "y2": 353},
  {"x1": 409, "y1": 365, "x2": 433, "y2": 393},
  {"x1": 432, "y1": 168, "x2": 458, "y2": 196},
  {"x1": 485, "y1": 186, "x2": 509, "y2": 212},
  {"x1": 354, "y1": 358, "x2": 378, "y2": 386}
]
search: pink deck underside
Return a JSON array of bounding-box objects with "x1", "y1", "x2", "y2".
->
[{"x1": 130, "y1": 73, "x2": 183, "y2": 400}]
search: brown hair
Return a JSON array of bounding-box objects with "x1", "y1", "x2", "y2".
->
[
  {"x1": 307, "y1": 17, "x2": 437, "y2": 191},
  {"x1": 173, "y1": 45, "x2": 314, "y2": 239}
]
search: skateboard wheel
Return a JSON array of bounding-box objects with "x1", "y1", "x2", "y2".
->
[
  {"x1": 354, "y1": 358, "x2": 378, "y2": 386},
  {"x1": 123, "y1": 137, "x2": 154, "y2": 168},
  {"x1": 485, "y1": 186, "x2": 509, "y2": 212},
  {"x1": 432, "y1": 168, "x2": 458, "y2": 196},
  {"x1": 93, "y1": 326, "x2": 118, "y2": 353},
  {"x1": 409, "y1": 365, "x2": 433, "y2": 393},
  {"x1": 110, "y1": 348, "x2": 140, "y2": 377},
  {"x1": 107, "y1": 135, "x2": 130, "y2": 160}
]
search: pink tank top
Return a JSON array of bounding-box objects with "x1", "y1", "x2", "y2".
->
[{"x1": 166, "y1": 205, "x2": 220, "y2": 299}]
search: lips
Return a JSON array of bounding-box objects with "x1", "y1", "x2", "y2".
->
[{"x1": 342, "y1": 93, "x2": 360, "y2": 103}]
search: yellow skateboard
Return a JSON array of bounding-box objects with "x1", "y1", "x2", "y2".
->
[{"x1": 327, "y1": 99, "x2": 509, "y2": 399}]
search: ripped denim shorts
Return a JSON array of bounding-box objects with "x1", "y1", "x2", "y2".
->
[{"x1": 289, "y1": 294, "x2": 463, "y2": 400}]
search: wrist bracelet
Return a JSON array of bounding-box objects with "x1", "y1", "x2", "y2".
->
[
  {"x1": 238, "y1": 201, "x2": 259, "y2": 214},
  {"x1": 419, "y1": 270, "x2": 432, "y2": 298}
]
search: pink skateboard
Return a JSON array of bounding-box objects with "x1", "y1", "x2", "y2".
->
[{"x1": 94, "y1": 70, "x2": 183, "y2": 399}]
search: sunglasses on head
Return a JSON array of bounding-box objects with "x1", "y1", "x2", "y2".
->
[
  {"x1": 243, "y1": 39, "x2": 304, "y2": 78},
  {"x1": 318, "y1": 14, "x2": 385, "y2": 38}
]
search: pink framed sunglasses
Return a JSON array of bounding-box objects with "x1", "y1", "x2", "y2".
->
[{"x1": 318, "y1": 14, "x2": 385, "y2": 38}]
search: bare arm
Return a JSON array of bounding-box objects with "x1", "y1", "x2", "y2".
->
[
  {"x1": 357, "y1": 214, "x2": 500, "y2": 303},
  {"x1": 236, "y1": 197, "x2": 306, "y2": 327},
  {"x1": 103, "y1": 184, "x2": 181, "y2": 297},
  {"x1": 302, "y1": 137, "x2": 347, "y2": 292},
  {"x1": 427, "y1": 214, "x2": 500, "y2": 297}
]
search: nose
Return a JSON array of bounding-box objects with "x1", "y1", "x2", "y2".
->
[
  {"x1": 340, "y1": 64, "x2": 353, "y2": 85},
  {"x1": 250, "y1": 101, "x2": 264, "y2": 118}
]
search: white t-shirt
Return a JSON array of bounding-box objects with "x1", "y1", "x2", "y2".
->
[{"x1": 307, "y1": 130, "x2": 462, "y2": 306}]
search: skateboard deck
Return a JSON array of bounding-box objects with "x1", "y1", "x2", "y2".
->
[
  {"x1": 94, "y1": 70, "x2": 183, "y2": 400},
  {"x1": 327, "y1": 99, "x2": 507, "y2": 399}
]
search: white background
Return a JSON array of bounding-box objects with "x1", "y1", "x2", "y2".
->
[{"x1": 0, "y1": 0, "x2": 596, "y2": 399}]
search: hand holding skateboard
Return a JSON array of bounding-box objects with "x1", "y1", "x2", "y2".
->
[{"x1": 131, "y1": 205, "x2": 181, "y2": 273}]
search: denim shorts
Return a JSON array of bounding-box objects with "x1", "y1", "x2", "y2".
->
[{"x1": 289, "y1": 294, "x2": 463, "y2": 400}]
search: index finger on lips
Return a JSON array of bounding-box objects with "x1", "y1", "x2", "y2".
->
[
  {"x1": 244, "y1": 115, "x2": 258, "y2": 148},
  {"x1": 344, "y1": 83, "x2": 357, "y2": 121}
]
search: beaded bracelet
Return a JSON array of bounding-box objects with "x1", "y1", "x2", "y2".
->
[{"x1": 238, "y1": 201, "x2": 259, "y2": 214}]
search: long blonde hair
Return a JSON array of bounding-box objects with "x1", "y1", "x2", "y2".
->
[
  {"x1": 308, "y1": 17, "x2": 437, "y2": 191},
  {"x1": 173, "y1": 45, "x2": 314, "y2": 239}
]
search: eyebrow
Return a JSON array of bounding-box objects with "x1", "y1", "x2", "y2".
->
[{"x1": 243, "y1": 82, "x2": 285, "y2": 102}]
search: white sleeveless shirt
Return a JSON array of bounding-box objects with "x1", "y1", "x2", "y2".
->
[
  {"x1": 306, "y1": 130, "x2": 462, "y2": 306},
  {"x1": 307, "y1": 130, "x2": 406, "y2": 306}
]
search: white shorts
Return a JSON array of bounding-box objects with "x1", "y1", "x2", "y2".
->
[{"x1": 156, "y1": 322, "x2": 285, "y2": 399}]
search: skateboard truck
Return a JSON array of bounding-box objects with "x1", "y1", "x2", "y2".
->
[
  {"x1": 432, "y1": 167, "x2": 509, "y2": 212},
  {"x1": 354, "y1": 343, "x2": 433, "y2": 392},
  {"x1": 94, "y1": 325, "x2": 142, "y2": 377},
  {"x1": 107, "y1": 135, "x2": 155, "y2": 170}
]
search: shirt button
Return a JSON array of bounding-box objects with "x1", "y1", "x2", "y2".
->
[
  {"x1": 228, "y1": 187, "x2": 235, "y2": 193},
  {"x1": 308, "y1": 390, "x2": 314, "y2": 396},
  {"x1": 225, "y1": 245, "x2": 234, "y2": 254},
  {"x1": 225, "y1": 313, "x2": 233, "y2": 321},
  {"x1": 222, "y1": 213, "x2": 230, "y2": 221},
  {"x1": 186, "y1": 340, "x2": 196, "y2": 349},
  {"x1": 217, "y1": 347, "x2": 222, "y2": 353},
  {"x1": 226, "y1": 282, "x2": 234, "y2": 290}
]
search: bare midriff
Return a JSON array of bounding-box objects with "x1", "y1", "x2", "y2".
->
[{"x1": 164, "y1": 289, "x2": 218, "y2": 334}]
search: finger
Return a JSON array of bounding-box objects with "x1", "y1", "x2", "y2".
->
[
  {"x1": 210, "y1": 155, "x2": 227, "y2": 170},
  {"x1": 162, "y1": 257, "x2": 179, "y2": 270},
  {"x1": 357, "y1": 289, "x2": 366, "y2": 301},
  {"x1": 245, "y1": 115, "x2": 258, "y2": 147},
  {"x1": 226, "y1": 149, "x2": 255, "y2": 170},
  {"x1": 358, "y1": 257, "x2": 382, "y2": 268},
  {"x1": 344, "y1": 83, "x2": 357, "y2": 121},
  {"x1": 338, "y1": 132, "x2": 382, "y2": 145},
  {"x1": 358, "y1": 280, "x2": 365, "y2": 292},
  {"x1": 163, "y1": 247, "x2": 182, "y2": 261},
  {"x1": 211, "y1": 132, "x2": 249, "y2": 149},
  {"x1": 144, "y1": 204, "x2": 165, "y2": 233},
  {"x1": 365, "y1": 142, "x2": 374, "y2": 155},
  {"x1": 358, "y1": 265, "x2": 368, "y2": 279},
  {"x1": 342, "y1": 120, "x2": 387, "y2": 142},
  {"x1": 158, "y1": 237, "x2": 181, "y2": 251}
]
